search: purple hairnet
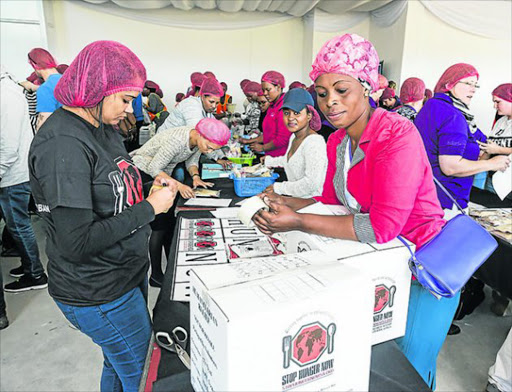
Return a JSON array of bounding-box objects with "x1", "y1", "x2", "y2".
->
[
  {"x1": 434, "y1": 63, "x2": 479, "y2": 93},
  {"x1": 199, "y1": 78, "x2": 224, "y2": 97},
  {"x1": 28, "y1": 48, "x2": 57, "y2": 70},
  {"x1": 54, "y1": 40, "x2": 146, "y2": 108},
  {"x1": 196, "y1": 118, "x2": 231, "y2": 146},
  {"x1": 261, "y1": 71, "x2": 285, "y2": 89},
  {"x1": 306, "y1": 105, "x2": 321, "y2": 131}
]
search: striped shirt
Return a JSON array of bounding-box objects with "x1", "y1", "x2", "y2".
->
[{"x1": 24, "y1": 90, "x2": 38, "y2": 134}]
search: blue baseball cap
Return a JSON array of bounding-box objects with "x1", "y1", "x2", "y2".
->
[{"x1": 282, "y1": 88, "x2": 314, "y2": 113}]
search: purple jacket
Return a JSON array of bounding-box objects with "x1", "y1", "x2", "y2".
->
[{"x1": 414, "y1": 93, "x2": 487, "y2": 209}]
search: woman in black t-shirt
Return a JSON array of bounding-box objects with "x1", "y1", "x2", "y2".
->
[{"x1": 29, "y1": 41, "x2": 177, "y2": 392}]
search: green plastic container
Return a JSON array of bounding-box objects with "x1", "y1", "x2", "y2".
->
[{"x1": 227, "y1": 154, "x2": 255, "y2": 166}]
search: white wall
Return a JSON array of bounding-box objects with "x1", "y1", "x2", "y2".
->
[
  {"x1": 369, "y1": 8, "x2": 408, "y2": 85},
  {"x1": 0, "y1": 0, "x2": 47, "y2": 80},
  {"x1": 44, "y1": 0, "x2": 305, "y2": 108},
  {"x1": 401, "y1": 1, "x2": 512, "y2": 131}
]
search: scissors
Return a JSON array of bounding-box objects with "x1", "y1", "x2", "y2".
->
[{"x1": 155, "y1": 326, "x2": 191, "y2": 370}]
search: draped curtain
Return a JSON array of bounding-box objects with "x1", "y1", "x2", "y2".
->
[{"x1": 79, "y1": 0, "x2": 511, "y2": 38}]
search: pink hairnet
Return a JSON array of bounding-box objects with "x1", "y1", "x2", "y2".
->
[
  {"x1": 56, "y1": 64, "x2": 69, "y2": 74},
  {"x1": 26, "y1": 72, "x2": 42, "y2": 86},
  {"x1": 175, "y1": 92, "x2": 185, "y2": 102},
  {"x1": 185, "y1": 86, "x2": 194, "y2": 98},
  {"x1": 190, "y1": 72, "x2": 205, "y2": 88},
  {"x1": 425, "y1": 89, "x2": 433, "y2": 100},
  {"x1": 309, "y1": 34, "x2": 379, "y2": 92},
  {"x1": 220, "y1": 82, "x2": 227, "y2": 90},
  {"x1": 54, "y1": 40, "x2": 146, "y2": 108},
  {"x1": 492, "y1": 83, "x2": 512, "y2": 103},
  {"x1": 307, "y1": 84, "x2": 315, "y2": 94},
  {"x1": 289, "y1": 81, "x2": 305, "y2": 90},
  {"x1": 28, "y1": 48, "x2": 57, "y2": 70},
  {"x1": 434, "y1": 63, "x2": 479, "y2": 93},
  {"x1": 306, "y1": 105, "x2": 321, "y2": 131},
  {"x1": 243, "y1": 81, "x2": 261, "y2": 95},
  {"x1": 261, "y1": 71, "x2": 285, "y2": 89},
  {"x1": 381, "y1": 88, "x2": 395, "y2": 101},
  {"x1": 257, "y1": 88, "x2": 265, "y2": 97},
  {"x1": 204, "y1": 71, "x2": 216, "y2": 79},
  {"x1": 156, "y1": 88, "x2": 164, "y2": 98},
  {"x1": 378, "y1": 74, "x2": 388, "y2": 90},
  {"x1": 199, "y1": 77, "x2": 224, "y2": 97},
  {"x1": 196, "y1": 118, "x2": 231, "y2": 146},
  {"x1": 240, "y1": 79, "x2": 250, "y2": 89},
  {"x1": 399, "y1": 77, "x2": 426, "y2": 104}
]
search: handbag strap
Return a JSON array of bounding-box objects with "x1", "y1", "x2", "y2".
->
[
  {"x1": 432, "y1": 177, "x2": 466, "y2": 215},
  {"x1": 397, "y1": 236, "x2": 416, "y2": 259}
]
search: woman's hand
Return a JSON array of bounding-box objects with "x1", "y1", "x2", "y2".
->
[
  {"x1": 154, "y1": 172, "x2": 174, "y2": 187},
  {"x1": 478, "y1": 140, "x2": 507, "y2": 155},
  {"x1": 193, "y1": 176, "x2": 214, "y2": 189},
  {"x1": 251, "y1": 143, "x2": 264, "y2": 153},
  {"x1": 216, "y1": 159, "x2": 232, "y2": 169},
  {"x1": 264, "y1": 184, "x2": 274, "y2": 193},
  {"x1": 252, "y1": 201, "x2": 303, "y2": 234},
  {"x1": 146, "y1": 183, "x2": 177, "y2": 214},
  {"x1": 488, "y1": 155, "x2": 511, "y2": 172},
  {"x1": 177, "y1": 183, "x2": 196, "y2": 199},
  {"x1": 259, "y1": 156, "x2": 266, "y2": 164}
]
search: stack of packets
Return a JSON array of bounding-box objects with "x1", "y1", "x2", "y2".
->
[
  {"x1": 171, "y1": 217, "x2": 285, "y2": 301},
  {"x1": 469, "y1": 204, "x2": 512, "y2": 243},
  {"x1": 232, "y1": 164, "x2": 272, "y2": 178},
  {"x1": 194, "y1": 188, "x2": 221, "y2": 198}
]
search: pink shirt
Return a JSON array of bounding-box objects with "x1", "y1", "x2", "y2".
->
[
  {"x1": 262, "y1": 94, "x2": 292, "y2": 157},
  {"x1": 315, "y1": 109, "x2": 445, "y2": 248}
]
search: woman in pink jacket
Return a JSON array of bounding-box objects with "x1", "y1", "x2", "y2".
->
[
  {"x1": 248, "y1": 71, "x2": 292, "y2": 157},
  {"x1": 254, "y1": 34, "x2": 459, "y2": 390}
]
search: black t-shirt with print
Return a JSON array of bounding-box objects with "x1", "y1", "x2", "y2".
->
[{"x1": 29, "y1": 108, "x2": 154, "y2": 306}]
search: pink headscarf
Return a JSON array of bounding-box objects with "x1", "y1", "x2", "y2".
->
[
  {"x1": 190, "y1": 72, "x2": 205, "y2": 88},
  {"x1": 243, "y1": 81, "x2": 261, "y2": 95},
  {"x1": 28, "y1": 48, "x2": 57, "y2": 70},
  {"x1": 199, "y1": 77, "x2": 224, "y2": 97},
  {"x1": 196, "y1": 118, "x2": 231, "y2": 146},
  {"x1": 492, "y1": 83, "x2": 512, "y2": 103},
  {"x1": 261, "y1": 71, "x2": 285, "y2": 89},
  {"x1": 54, "y1": 41, "x2": 146, "y2": 108},
  {"x1": 381, "y1": 87, "x2": 395, "y2": 101},
  {"x1": 434, "y1": 63, "x2": 479, "y2": 93},
  {"x1": 378, "y1": 74, "x2": 388, "y2": 90},
  {"x1": 399, "y1": 77, "x2": 426, "y2": 104},
  {"x1": 309, "y1": 34, "x2": 380, "y2": 92}
]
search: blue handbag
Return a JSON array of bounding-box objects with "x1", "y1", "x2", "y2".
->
[{"x1": 397, "y1": 178, "x2": 498, "y2": 299}]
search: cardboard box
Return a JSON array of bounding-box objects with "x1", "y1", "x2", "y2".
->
[
  {"x1": 286, "y1": 203, "x2": 413, "y2": 344},
  {"x1": 190, "y1": 252, "x2": 374, "y2": 392}
]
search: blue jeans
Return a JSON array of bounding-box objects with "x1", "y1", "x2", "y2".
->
[
  {"x1": 55, "y1": 283, "x2": 152, "y2": 392},
  {"x1": 0, "y1": 182, "x2": 44, "y2": 277}
]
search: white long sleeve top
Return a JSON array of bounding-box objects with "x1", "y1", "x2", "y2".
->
[{"x1": 265, "y1": 133, "x2": 327, "y2": 198}]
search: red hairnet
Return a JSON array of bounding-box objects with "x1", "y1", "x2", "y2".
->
[
  {"x1": 57, "y1": 64, "x2": 69, "y2": 74},
  {"x1": 434, "y1": 63, "x2": 479, "y2": 93},
  {"x1": 175, "y1": 92, "x2": 185, "y2": 102},
  {"x1": 425, "y1": 89, "x2": 433, "y2": 100},
  {"x1": 261, "y1": 71, "x2": 285, "y2": 89},
  {"x1": 289, "y1": 81, "x2": 305, "y2": 90},
  {"x1": 204, "y1": 71, "x2": 216, "y2": 79},
  {"x1": 145, "y1": 80, "x2": 159, "y2": 91},
  {"x1": 243, "y1": 81, "x2": 261, "y2": 95},
  {"x1": 190, "y1": 72, "x2": 205, "y2": 88},
  {"x1": 54, "y1": 40, "x2": 146, "y2": 108},
  {"x1": 492, "y1": 83, "x2": 512, "y2": 103},
  {"x1": 26, "y1": 72, "x2": 42, "y2": 86},
  {"x1": 399, "y1": 77, "x2": 426, "y2": 104},
  {"x1": 196, "y1": 118, "x2": 231, "y2": 146},
  {"x1": 381, "y1": 87, "x2": 395, "y2": 101},
  {"x1": 28, "y1": 48, "x2": 57, "y2": 70},
  {"x1": 378, "y1": 74, "x2": 388, "y2": 90},
  {"x1": 199, "y1": 78, "x2": 224, "y2": 97},
  {"x1": 306, "y1": 105, "x2": 321, "y2": 131}
]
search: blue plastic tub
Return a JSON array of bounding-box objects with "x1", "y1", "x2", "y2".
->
[
  {"x1": 229, "y1": 173, "x2": 279, "y2": 197},
  {"x1": 473, "y1": 171, "x2": 487, "y2": 190}
]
